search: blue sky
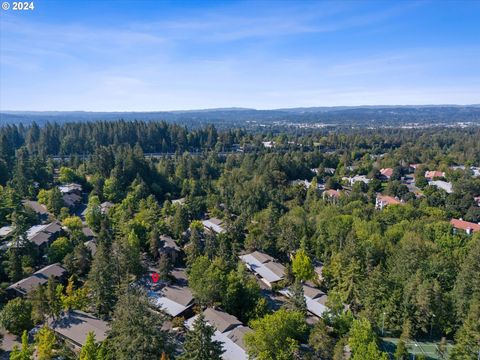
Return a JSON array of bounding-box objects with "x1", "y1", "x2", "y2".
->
[{"x1": 1, "y1": 0, "x2": 479, "y2": 111}]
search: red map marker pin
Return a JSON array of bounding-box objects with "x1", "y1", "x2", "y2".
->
[{"x1": 151, "y1": 273, "x2": 160, "y2": 283}]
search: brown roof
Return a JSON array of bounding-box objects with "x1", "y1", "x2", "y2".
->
[
  {"x1": 377, "y1": 195, "x2": 402, "y2": 206},
  {"x1": 250, "y1": 251, "x2": 274, "y2": 264},
  {"x1": 8, "y1": 263, "x2": 66, "y2": 295},
  {"x1": 63, "y1": 193, "x2": 82, "y2": 208},
  {"x1": 263, "y1": 261, "x2": 286, "y2": 278},
  {"x1": 450, "y1": 219, "x2": 480, "y2": 232},
  {"x1": 324, "y1": 189, "x2": 341, "y2": 198},
  {"x1": 48, "y1": 310, "x2": 108, "y2": 348},
  {"x1": 160, "y1": 235, "x2": 180, "y2": 252},
  {"x1": 380, "y1": 168, "x2": 393, "y2": 178},
  {"x1": 161, "y1": 285, "x2": 194, "y2": 306},
  {"x1": 303, "y1": 284, "x2": 325, "y2": 299},
  {"x1": 226, "y1": 325, "x2": 252, "y2": 350},
  {"x1": 425, "y1": 170, "x2": 445, "y2": 179},
  {"x1": 22, "y1": 200, "x2": 49, "y2": 216},
  {"x1": 29, "y1": 221, "x2": 62, "y2": 246},
  {"x1": 203, "y1": 308, "x2": 242, "y2": 333}
]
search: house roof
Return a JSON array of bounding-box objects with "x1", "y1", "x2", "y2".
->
[
  {"x1": 160, "y1": 235, "x2": 180, "y2": 252},
  {"x1": 250, "y1": 250, "x2": 274, "y2": 264},
  {"x1": 240, "y1": 252, "x2": 285, "y2": 284},
  {"x1": 58, "y1": 183, "x2": 82, "y2": 194},
  {"x1": 324, "y1": 189, "x2": 341, "y2": 198},
  {"x1": 22, "y1": 200, "x2": 49, "y2": 216},
  {"x1": 63, "y1": 193, "x2": 82, "y2": 208},
  {"x1": 27, "y1": 221, "x2": 62, "y2": 246},
  {"x1": 450, "y1": 219, "x2": 480, "y2": 232},
  {"x1": 429, "y1": 180, "x2": 453, "y2": 194},
  {"x1": 82, "y1": 227, "x2": 95, "y2": 238},
  {"x1": 279, "y1": 284, "x2": 329, "y2": 318},
  {"x1": 226, "y1": 325, "x2": 252, "y2": 351},
  {"x1": 185, "y1": 311, "x2": 249, "y2": 360},
  {"x1": 100, "y1": 202, "x2": 114, "y2": 214},
  {"x1": 376, "y1": 195, "x2": 402, "y2": 206},
  {"x1": 151, "y1": 285, "x2": 194, "y2": 317},
  {"x1": 380, "y1": 168, "x2": 393, "y2": 178},
  {"x1": 161, "y1": 285, "x2": 194, "y2": 307},
  {"x1": 8, "y1": 263, "x2": 66, "y2": 295},
  {"x1": 263, "y1": 261, "x2": 286, "y2": 278},
  {"x1": 202, "y1": 218, "x2": 226, "y2": 234},
  {"x1": 48, "y1": 310, "x2": 108, "y2": 347},
  {"x1": 425, "y1": 170, "x2": 445, "y2": 179},
  {"x1": 172, "y1": 197, "x2": 186, "y2": 205},
  {"x1": 0, "y1": 225, "x2": 13, "y2": 238},
  {"x1": 84, "y1": 239, "x2": 97, "y2": 256},
  {"x1": 303, "y1": 284, "x2": 325, "y2": 299},
  {"x1": 203, "y1": 308, "x2": 242, "y2": 333}
]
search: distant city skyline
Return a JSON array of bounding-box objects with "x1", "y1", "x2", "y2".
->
[{"x1": 1, "y1": 0, "x2": 479, "y2": 111}]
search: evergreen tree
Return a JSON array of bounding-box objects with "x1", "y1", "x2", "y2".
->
[
  {"x1": 80, "y1": 332, "x2": 98, "y2": 360},
  {"x1": 450, "y1": 299, "x2": 480, "y2": 360},
  {"x1": 180, "y1": 313, "x2": 224, "y2": 360},
  {"x1": 285, "y1": 280, "x2": 307, "y2": 315},
  {"x1": 158, "y1": 253, "x2": 172, "y2": 281},
  {"x1": 87, "y1": 241, "x2": 117, "y2": 318},
  {"x1": 107, "y1": 291, "x2": 171, "y2": 360},
  {"x1": 29, "y1": 284, "x2": 48, "y2": 323},
  {"x1": 394, "y1": 340, "x2": 409, "y2": 360},
  {"x1": 46, "y1": 277, "x2": 61, "y2": 319}
]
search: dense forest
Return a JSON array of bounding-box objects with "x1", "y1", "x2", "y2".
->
[{"x1": 0, "y1": 121, "x2": 479, "y2": 360}]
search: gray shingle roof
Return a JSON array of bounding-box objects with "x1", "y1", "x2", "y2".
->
[
  {"x1": 48, "y1": 310, "x2": 108, "y2": 347},
  {"x1": 7, "y1": 263, "x2": 66, "y2": 295},
  {"x1": 203, "y1": 308, "x2": 242, "y2": 333}
]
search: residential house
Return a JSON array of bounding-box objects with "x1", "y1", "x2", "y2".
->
[
  {"x1": 450, "y1": 219, "x2": 480, "y2": 235},
  {"x1": 22, "y1": 200, "x2": 50, "y2": 223},
  {"x1": 240, "y1": 251, "x2": 285, "y2": 288},
  {"x1": 322, "y1": 189, "x2": 341, "y2": 202},
  {"x1": 171, "y1": 197, "x2": 186, "y2": 206},
  {"x1": 280, "y1": 283, "x2": 329, "y2": 318},
  {"x1": 84, "y1": 239, "x2": 97, "y2": 256},
  {"x1": 342, "y1": 175, "x2": 370, "y2": 186},
  {"x1": 429, "y1": 180, "x2": 453, "y2": 194},
  {"x1": 202, "y1": 218, "x2": 226, "y2": 234},
  {"x1": 0, "y1": 225, "x2": 13, "y2": 239},
  {"x1": 7, "y1": 263, "x2": 66, "y2": 297},
  {"x1": 185, "y1": 308, "x2": 252, "y2": 360},
  {"x1": 159, "y1": 235, "x2": 181, "y2": 263},
  {"x1": 375, "y1": 195, "x2": 403, "y2": 210},
  {"x1": 26, "y1": 221, "x2": 63, "y2": 248},
  {"x1": 262, "y1": 141, "x2": 274, "y2": 148},
  {"x1": 100, "y1": 201, "x2": 114, "y2": 214},
  {"x1": 48, "y1": 310, "x2": 108, "y2": 350},
  {"x1": 379, "y1": 168, "x2": 393, "y2": 180},
  {"x1": 59, "y1": 183, "x2": 83, "y2": 209},
  {"x1": 425, "y1": 171, "x2": 445, "y2": 180},
  {"x1": 151, "y1": 285, "x2": 194, "y2": 317}
]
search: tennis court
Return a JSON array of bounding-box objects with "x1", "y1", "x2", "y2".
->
[{"x1": 381, "y1": 337, "x2": 452, "y2": 360}]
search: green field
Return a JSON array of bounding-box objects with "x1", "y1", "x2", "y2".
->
[{"x1": 381, "y1": 337, "x2": 453, "y2": 360}]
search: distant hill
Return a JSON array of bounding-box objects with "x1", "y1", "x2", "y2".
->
[{"x1": 1, "y1": 105, "x2": 480, "y2": 128}]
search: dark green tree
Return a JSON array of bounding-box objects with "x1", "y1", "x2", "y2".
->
[{"x1": 180, "y1": 313, "x2": 224, "y2": 360}]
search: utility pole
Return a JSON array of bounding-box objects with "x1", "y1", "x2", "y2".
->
[
  {"x1": 381, "y1": 311, "x2": 386, "y2": 336},
  {"x1": 430, "y1": 314, "x2": 435, "y2": 338}
]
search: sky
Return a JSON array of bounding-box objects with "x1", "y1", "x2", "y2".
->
[{"x1": 0, "y1": 0, "x2": 479, "y2": 111}]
